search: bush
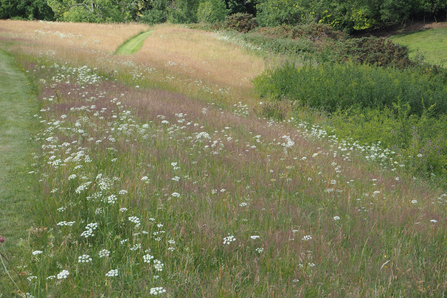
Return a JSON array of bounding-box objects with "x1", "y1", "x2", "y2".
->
[
  {"x1": 224, "y1": 13, "x2": 257, "y2": 33},
  {"x1": 241, "y1": 33, "x2": 316, "y2": 54},
  {"x1": 255, "y1": 23, "x2": 348, "y2": 41},
  {"x1": 331, "y1": 37, "x2": 413, "y2": 68},
  {"x1": 253, "y1": 62, "x2": 447, "y2": 118}
]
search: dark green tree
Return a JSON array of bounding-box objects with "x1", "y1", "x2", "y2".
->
[
  {"x1": 139, "y1": 0, "x2": 168, "y2": 24},
  {"x1": 167, "y1": 0, "x2": 200, "y2": 23},
  {"x1": 0, "y1": 0, "x2": 54, "y2": 20}
]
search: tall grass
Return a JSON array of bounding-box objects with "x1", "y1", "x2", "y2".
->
[{"x1": 1, "y1": 20, "x2": 447, "y2": 297}]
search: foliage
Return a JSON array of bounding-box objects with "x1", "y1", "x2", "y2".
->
[
  {"x1": 197, "y1": 0, "x2": 228, "y2": 23},
  {"x1": 242, "y1": 32, "x2": 316, "y2": 54},
  {"x1": 224, "y1": 12, "x2": 257, "y2": 32},
  {"x1": 225, "y1": 24, "x2": 415, "y2": 68},
  {"x1": 0, "y1": 0, "x2": 54, "y2": 20},
  {"x1": 329, "y1": 106, "x2": 447, "y2": 181},
  {"x1": 331, "y1": 36, "x2": 413, "y2": 68},
  {"x1": 48, "y1": 0, "x2": 146, "y2": 22},
  {"x1": 256, "y1": 0, "x2": 304, "y2": 27},
  {"x1": 255, "y1": 23, "x2": 347, "y2": 40},
  {"x1": 139, "y1": 0, "x2": 168, "y2": 24},
  {"x1": 253, "y1": 62, "x2": 447, "y2": 117},
  {"x1": 255, "y1": 0, "x2": 447, "y2": 32},
  {"x1": 254, "y1": 60, "x2": 447, "y2": 181},
  {"x1": 167, "y1": 0, "x2": 200, "y2": 23},
  {"x1": 226, "y1": 0, "x2": 257, "y2": 15}
]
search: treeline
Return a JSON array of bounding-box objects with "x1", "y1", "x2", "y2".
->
[{"x1": 1, "y1": 0, "x2": 447, "y2": 31}]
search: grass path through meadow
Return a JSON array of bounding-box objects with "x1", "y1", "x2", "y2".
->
[
  {"x1": 115, "y1": 30, "x2": 154, "y2": 55},
  {"x1": 0, "y1": 50, "x2": 39, "y2": 293}
]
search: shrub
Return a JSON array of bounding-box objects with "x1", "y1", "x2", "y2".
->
[
  {"x1": 253, "y1": 62, "x2": 447, "y2": 117},
  {"x1": 332, "y1": 37, "x2": 413, "y2": 68},
  {"x1": 255, "y1": 23, "x2": 348, "y2": 41},
  {"x1": 328, "y1": 107, "x2": 447, "y2": 183},
  {"x1": 241, "y1": 33, "x2": 316, "y2": 54},
  {"x1": 224, "y1": 13, "x2": 257, "y2": 33}
]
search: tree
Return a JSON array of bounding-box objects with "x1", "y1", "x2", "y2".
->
[
  {"x1": 47, "y1": 0, "x2": 144, "y2": 22},
  {"x1": 256, "y1": 0, "x2": 305, "y2": 26},
  {"x1": 197, "y1": 0, "x2": 228, "y2": 23},
  {"x1": 226, "y1": 0, "x2": 257, "y2": 15},
  {"x1": 167, "y1": 0, "x2": 200, "y2": 23},
  {"x1": 139, "y1": 0, "x2": 168, "y2": 24},
  {"x1": 0, "y1": 0, "x2": 54, "y2": 20}
]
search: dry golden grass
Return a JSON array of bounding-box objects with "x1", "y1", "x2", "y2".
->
[
  {"x1": 0, "y1": 20, "x2": 148, "y2": 52},
  {"x1": 0, "y1": 21, "x2": 266, "y2": 109},
  {"x1": 134, "y1": 24, "x2": 265, "y2": 91}
]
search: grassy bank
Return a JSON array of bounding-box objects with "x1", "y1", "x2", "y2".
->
[
  {"x1": 1, "y1": 20, "x2": 447, "y2": 297},
  {"x1": 0, "y1": 50, "x2": 40, "y2": 296}
]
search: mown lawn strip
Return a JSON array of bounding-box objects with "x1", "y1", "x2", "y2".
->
[
  {"x1": 115, "y1": 30, "x2": 154, "y2": 55},
  {"x1": 0, "y1": 49, "x2": 39, "y2": 295}
]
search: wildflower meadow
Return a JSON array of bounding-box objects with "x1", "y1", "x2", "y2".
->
[{"x1": 1, "y1": 20, "x2": 447, "y2": 297}]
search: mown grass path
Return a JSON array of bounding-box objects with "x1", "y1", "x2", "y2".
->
[
  {"x1": 0, "y1": 50, "x2": 38, "y2": 293},
  {"x1": 115, "y1": 30, "x2": 154, "y2": 55}
]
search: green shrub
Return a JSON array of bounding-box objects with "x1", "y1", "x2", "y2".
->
[
  {"x1": 331, "y1": 37, "x2": 413, "y2": 68},
  {"x1": 238, "y1": 32, "x2": 317, "y2": 55},
  {"x1": 224, "y1": 13, "x2": 258, "y2": 33},
  {"x1": 328, "y1": 106, "x2": 447, "y2": 183},
  {"x1": 253, "y1": 62, "x2": 447, "y2": 118},
  {"x1": 255, "y1": 23, "x2": 348, "y2": 41}
]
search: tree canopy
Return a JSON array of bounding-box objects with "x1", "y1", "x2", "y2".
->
[{"x1": 0, "y1": 0, "x2": 446, "y2": 33}]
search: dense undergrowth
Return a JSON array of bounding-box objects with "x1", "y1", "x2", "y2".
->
[{"x1": 247, "y1": 24, "x2": 447, "y2": 186}]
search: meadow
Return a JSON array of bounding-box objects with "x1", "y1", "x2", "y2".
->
[
  {"x1": 1, "y1": 20, "x2": 447, "y2": 297},
  {"x1": 389, "y1": 22, "x2": 447, "y2": 68}
]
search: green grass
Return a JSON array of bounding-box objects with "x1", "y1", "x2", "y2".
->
[
  {"x1": 115, "y1": 30, "x2": 154, "y2": 55},
  {"x1": 0, "y1": 50, "x2": 40, "y2": 296},
  {"x1": 389, "y1": 24, "x2": 447, "y2": 67}
]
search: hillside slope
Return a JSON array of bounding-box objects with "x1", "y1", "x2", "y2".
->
[{"x1": 0, "y1": 21, "x2": 447, "y2": 297}]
